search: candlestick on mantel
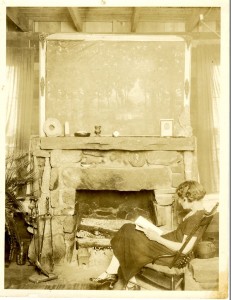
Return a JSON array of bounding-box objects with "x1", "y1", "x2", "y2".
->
[{"x1": 65, "y1": 121, "x2": 70, "y2": 136}]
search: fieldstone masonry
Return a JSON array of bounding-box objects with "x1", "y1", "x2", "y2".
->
[
  {"x1": 28, "y1": 136, "x2": 198, "y2": 267},
  {"x1": 185, "y1": 257, "x2": 219, "y2": 290}
]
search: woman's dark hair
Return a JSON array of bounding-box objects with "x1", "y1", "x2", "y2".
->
[{"x1": 176, "y1": 180, "x2": 206, "y2": 202}]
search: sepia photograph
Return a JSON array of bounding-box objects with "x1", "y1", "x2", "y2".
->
[{"x1": 1, "y1": 1, "x2": 229, "y2": 299}]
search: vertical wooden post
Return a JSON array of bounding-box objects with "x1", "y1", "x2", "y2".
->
[
  {"x1": 39, "y1": 33, "x2": 48, "y2": 137},
  {"x1": 184, "y1": 38, "x2": 192, "y2": 108},
  {"x1": 178, "y1": 37, "x2": 193, "y2": 137},
  {"x1": 182, "y1": 39, "x2": 198, "y2": 179}
]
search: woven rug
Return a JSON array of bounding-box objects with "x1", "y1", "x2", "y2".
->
[{"x1": 5, "y1": 281, "x2": 111, "y2": 290}]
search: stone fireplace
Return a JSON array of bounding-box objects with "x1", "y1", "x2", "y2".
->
[{"x1": 28, "y1": 135, "x2": 197, "y2": 267}]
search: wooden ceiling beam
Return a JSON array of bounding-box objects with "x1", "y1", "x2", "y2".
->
[
  {"x1": 131, "y1": 7, "x2": 139, "y2": 32},
  {"x1": 7, "y1": 31, "x2": 39, "y2": 41},
  {"x1": 6, "y1": 31, "x2": 219, "y2": 41},
  {"x1": 68, "y1": 7, "x2": 82, "y2": 32},
  {"x1": 7, "y1": 8, "x2": 29, "y2": 32},
  {"x1": 26, "y1": 15, "x2": 72, "y2": 22}
]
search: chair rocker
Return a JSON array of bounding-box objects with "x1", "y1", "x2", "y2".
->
[{"x1": 129, "y1": 203, "x2": 219, "y2": 291}]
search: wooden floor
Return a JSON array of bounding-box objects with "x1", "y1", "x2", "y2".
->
[
  {"x1": 4, "y1": 261, "x2": 113, "y2": 290},
  {"x1": 4, "y1": 260, "x2": 163, "y2": 292}
]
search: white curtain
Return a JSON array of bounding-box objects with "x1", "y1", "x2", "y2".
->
[
  {"x1": 6, "y1": 47, "x2": 34, "y2": 152},
  {"x1": 191, "y1": 43, "x2": 220, "y2": 193}
]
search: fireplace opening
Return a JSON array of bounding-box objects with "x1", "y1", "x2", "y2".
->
[{"x1": 75, "y1": 190, "x2": 157, "y2": 249}]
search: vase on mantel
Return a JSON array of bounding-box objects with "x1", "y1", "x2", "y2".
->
[{"x1": 94, "y1": 126, "x2": 101, "y2": 136}]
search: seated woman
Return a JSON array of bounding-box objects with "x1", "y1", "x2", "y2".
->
[{"x1": 90, "y1": 180, "x2": 207, "y2": 290}]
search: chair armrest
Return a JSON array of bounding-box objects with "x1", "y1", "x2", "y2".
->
[
  {"x1": 152, "y1": 251, "x2": 193, "y2": 269},
  {"x1": 152, "y1": 253, "x2": 176, "y2": 266}
]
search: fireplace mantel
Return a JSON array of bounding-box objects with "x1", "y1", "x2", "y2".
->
[{"x1": 40, "y1": 136, "x2": 195, "y2": 151}]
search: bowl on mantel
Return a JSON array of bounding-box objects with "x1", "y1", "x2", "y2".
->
[{"x1": 74, "y1": 131, "x2": 91, "y2": 137}]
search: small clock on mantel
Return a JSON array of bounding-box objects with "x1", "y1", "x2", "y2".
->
[{"x1": 160, "y1": 119, "x2": 173, "y2": 137}]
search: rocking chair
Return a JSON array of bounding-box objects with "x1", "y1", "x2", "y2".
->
[{"x1": 129, "y1": 203, "x2": 219, "y2": 291}]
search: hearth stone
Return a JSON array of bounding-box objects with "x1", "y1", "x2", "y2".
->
[
  {"x1": 28, "y1": 231, "x2": 66, "y2": 268},
  {"x1": 50, "y1": 149, "x2": 82, "y2": 167},
  {"x1": 77, "y1": 248, "x2": 90, "y2": 266},
  {"x1": 62, "y1": 166, "x2": 172, "y2": 191}
]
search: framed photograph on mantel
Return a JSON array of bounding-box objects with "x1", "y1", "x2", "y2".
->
[{"x1": 160, "y1": 119, "x2": 173, "y2": 137}]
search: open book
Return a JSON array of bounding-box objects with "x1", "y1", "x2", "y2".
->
[{"x1": 135, "y1": 216, "x2": 163, "y2": 235}]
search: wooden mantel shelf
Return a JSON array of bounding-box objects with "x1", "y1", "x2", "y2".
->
[{"x1": 40, "y1": 136, "x2": 195, "y2": 151}]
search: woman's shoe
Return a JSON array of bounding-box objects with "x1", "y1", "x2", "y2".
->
[
  {"x1": 112, "y1": 278, "x2": 126, "y2": 290},
  {"x1": 90, "y1": 272, "x2": 118, "y2": 284}
]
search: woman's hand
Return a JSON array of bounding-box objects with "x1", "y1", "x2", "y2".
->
[
  {"x1": 143, "y1": 230, "x2": 194, "y2": 253},
  {"x1": 143, "y1": 228, "x2": 161, "y2": 241}
]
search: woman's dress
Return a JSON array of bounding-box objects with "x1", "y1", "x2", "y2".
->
[{"x1": 110, "y1": 210, "x2": 205, "y2": 283}]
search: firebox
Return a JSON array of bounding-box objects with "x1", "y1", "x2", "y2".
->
[{"x1": 75, "y1": 190, "x2": 156, "y2": 249}]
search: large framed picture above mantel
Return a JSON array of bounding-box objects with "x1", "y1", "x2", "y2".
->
[{"x1": 39, "y1": 33, "x2": 192, "y2": 137}]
